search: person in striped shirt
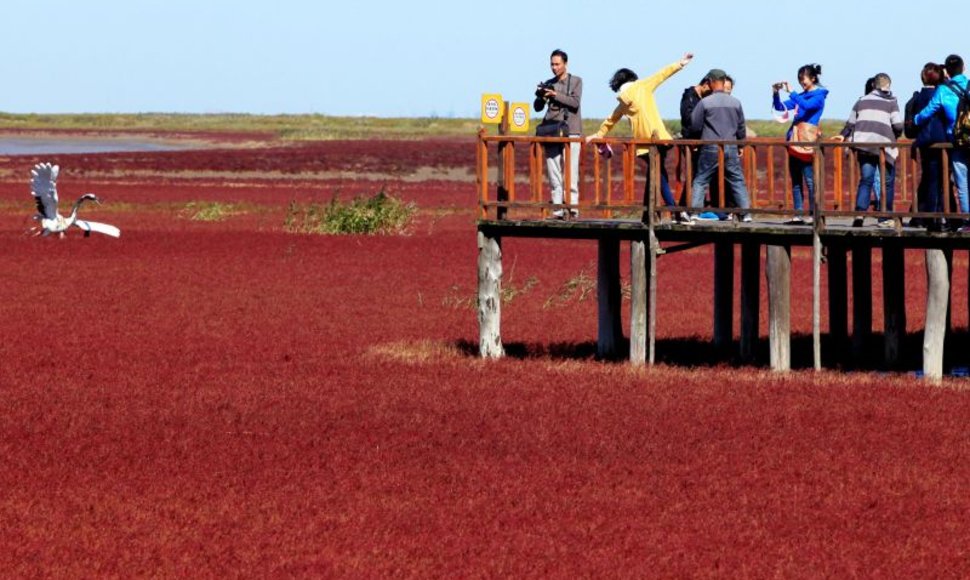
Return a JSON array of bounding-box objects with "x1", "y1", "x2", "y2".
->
[{"x1": 833, "y1": 73, "x2": 904, "y2": 227}]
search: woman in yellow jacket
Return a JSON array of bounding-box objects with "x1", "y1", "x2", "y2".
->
[{"x1": 587, "y1": 53, "x2": 693, "y2": 221}]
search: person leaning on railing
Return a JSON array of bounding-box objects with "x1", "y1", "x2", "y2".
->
[
  {"x1": 686, "y1": 68, "x2": 752, "y2": 224},
  {"x1": 904, "y1": 63, "x2": 948, "y2": 230},
  {"x1": 585, "y1": 52, "x2": 694, "y2": 223},
  {"x1": 832, "y1": 73, "x2": 903, "y2": 228},
  {"x1": 914, "y1": 54, "x2": 970, "y2": 227}
]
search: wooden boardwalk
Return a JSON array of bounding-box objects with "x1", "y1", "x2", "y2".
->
[{"x1": 475, "y1": 132, "x2": 970, "y2": 381}]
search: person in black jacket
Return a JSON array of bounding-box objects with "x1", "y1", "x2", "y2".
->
[
  {"x1": 905, "y1": 63, "x2": 948, "y2": 229},
  {"x1": 679, "y1": 75, "x2": 720, "y2": 217}
]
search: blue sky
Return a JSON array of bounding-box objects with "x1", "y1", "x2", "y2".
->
[{"x1": 3, "y1": 0, "x2": 968, "y2": 121}]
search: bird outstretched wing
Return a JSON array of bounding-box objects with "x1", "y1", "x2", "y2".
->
[
  {"x1": 30, "y1": 163, "x2": 60, "y2": 220},
  {"x1": 75, "y1": 220, "x2": 121, "y2": 238}
]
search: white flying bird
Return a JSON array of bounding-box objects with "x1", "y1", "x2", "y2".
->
[{"x1": 29, "y1": 163, "x2": 120, "y2": 238}]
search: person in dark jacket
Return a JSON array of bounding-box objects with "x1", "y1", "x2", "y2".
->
[
  {"x1": 915, "y1": 54, "x2": 970, "y2": 228},
  {"x1": 687, "y1": 69, "x2": 751, "y2": 223},
  {"x1": 534, "y1": 49, "x2": 583, "y2": 219},
  {"x1": 905, "y1": 63, "x2": 948, "y2": 228}
]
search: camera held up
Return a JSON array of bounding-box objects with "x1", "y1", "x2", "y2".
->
[{"x1": 535, "y1": 81, "x2": 555, "y2": 99}]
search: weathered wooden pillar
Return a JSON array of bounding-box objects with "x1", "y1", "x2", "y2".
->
[
  {"x1": 924, "y1": 249, "x2": 949, "y2": 381},
  {"x1": 649, "y1": 230, "x2": 659, "y2": 364},
  {"x1": 630, "y1": 239, "x2": 647, "y2": 365},
  {"x1": 882, "y1": 244, "x2": 906, "y2": 369},
  {"x1": 812, "y1": 230, "x2": 822, "y2": 371},
  {"x1": 766, "y1": 245, "x2": 791, "y2": 371},
  {"x1": 827, "y1": 244, "x2": 849, "y2": 362},
  {"x1": 496, "y1": 102, "x2": 510, "y2": 220},
  {"x1": 946, "y1": 249, "x2": 954, "y2": 335},
  {"x1": 852, "y1": 246, "x2": 873, "y2": 364},
  {"x1": 740, "y1": 242, "x2": 760, "y2": 364},
  {"x1": 714, "y1": 242, "x2": 735, "y2": 354},
  {"x1": 477, "y1": 231, "x2": 504, "y2": 358},
  {"x1": 597, "y1": 238, "x2": 623, "y2": 359}
]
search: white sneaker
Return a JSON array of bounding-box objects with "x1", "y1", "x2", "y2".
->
[
  {"x1": 877, "y1": 219, "x2": 895, "y2": 228},
  {"x1": 741, "y1": 214, "x2": 753, "y2": 223},
  {"x1": 803, "y1": 216, "x2": 814, "y2": 224}
]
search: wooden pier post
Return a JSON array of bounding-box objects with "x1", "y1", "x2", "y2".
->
[
  {"x1": 630, "y1": 239, "x2": 647, "y2": 365},
  {"x1": 477, "y1": 231, "x2": 504, "y2": 358},
  {"x1": 812, "y1": 230, "x2": 822, "y2": 371},
  {"x1": 496, "y1": 102, "x2": 510, "y2": 220},
  {"x1": 924, "y1": 249, "x2": 949, "y2": 381},
  {"x1": 852, "y1": 246, "x2": 873, "y2": 364},
  {"x1": 740, "y1": 242, "x2": 760, "y2": 364},
  {"x1": 649, "y1": 231, "x2": 659, "y2": 364},
  {"x1": 882, "y1": 244, "x2": 906, "y2": 368},
  {"x1": 714, "y1": 242, "x2": 735, "y2": 354},
  {"x1": 766, "y1": 245, "x2": 791, "y2": 371},
  {"x1": 597, "y1": 238, "x2": 623, "y2": 359},
  {"x1": 827, "y1": 244, "x2": 849, "y2": 362}
]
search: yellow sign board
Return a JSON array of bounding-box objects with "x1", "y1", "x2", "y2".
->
[
  {"x1": 481, "y1": 93, "x2": 504, "y2": 124},
  {"x1": 509, "y1": 102, "x2": 530, "y2": 133}
]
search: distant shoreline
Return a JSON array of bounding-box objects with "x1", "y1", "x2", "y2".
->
[{"x1": 0, "y1": 113, "x2": 843, "y2": 140}]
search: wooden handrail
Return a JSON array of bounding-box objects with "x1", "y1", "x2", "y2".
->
[{"x1": 477, "y1": 133, "x2": 960, "y2": 223}]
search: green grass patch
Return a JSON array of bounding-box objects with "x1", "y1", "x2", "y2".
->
[
  {"x1": 181, "y1": 201, "x2": 247, "y2": 222},
  {"x1": 284, "y1": 189, "x2": 416, "y2": 235},
  {"x1": 0, "y1": 112, "x2": 846, "y2": 141}
]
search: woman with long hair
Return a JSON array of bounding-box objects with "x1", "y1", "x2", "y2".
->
[{"x1": 772, "y1": 64, "x2": 828, "y2": 223}]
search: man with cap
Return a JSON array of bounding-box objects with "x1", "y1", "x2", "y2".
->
[
  {"x1": 679, "y1": 72, "x2": 721, "y2": 218},
  {"x1": 687, "y1": 68, "x2": 752, "y2": 223}
]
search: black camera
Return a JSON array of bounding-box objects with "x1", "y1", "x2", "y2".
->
[{"x1": 535, "y1": 81, "x2": 555, "y2": 98}]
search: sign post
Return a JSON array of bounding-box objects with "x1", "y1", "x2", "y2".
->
[
  {"x1": 508, "y1": 102, "x2": 530, "y2": 134},
  {"x1": 481, "y1": 94, "x2": 504, "y2": 125}
]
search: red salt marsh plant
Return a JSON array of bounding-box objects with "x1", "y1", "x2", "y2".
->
[{"x1": 0, "y1": 139, "x2": 967, "y2": 577}]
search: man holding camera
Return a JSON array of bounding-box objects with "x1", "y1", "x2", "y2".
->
[{"x1": 534, "y1": 49, "x2": 583, "y2": 219}]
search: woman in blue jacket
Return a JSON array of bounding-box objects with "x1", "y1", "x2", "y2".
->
[{"x1": 772, "y1": 64, "x2": 828, "y2": 223}]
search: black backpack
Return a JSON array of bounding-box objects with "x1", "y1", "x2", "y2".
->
[{"x1": 944, "y1": 81, "x2": 970, "y2": 148}]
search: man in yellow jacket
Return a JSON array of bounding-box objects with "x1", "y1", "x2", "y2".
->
[{"x1": 587, "y1": 53, "x2": 693, "y2": 222}]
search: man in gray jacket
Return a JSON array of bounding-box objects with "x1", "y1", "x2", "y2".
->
[
  {"x1": 535, "y1": 49, "x2": 582, "y2": 219},
  {"x1": 688, "y1": 69, "x2": 751, "y2": 223}
]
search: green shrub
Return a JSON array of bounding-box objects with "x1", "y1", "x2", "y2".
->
[
  {"x1": 285, "y1": 189, "x2": 416, "y2": 235},
  {"x1": 182, "y1": 201, "x2": 244, "y2": 222}
]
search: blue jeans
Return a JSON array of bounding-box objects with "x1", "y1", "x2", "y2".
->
[
  {"x1": 952, "y1": 148, "x2": 969, "y2": 212},
  {"x1": 690, "y1": 145, "x2": 750, "y2": 210},
  {"x1": 855, "y1": 154, "x2": 894, "y2": 212},
  {"x1": 789, "y1": 155, "x2": 815, "y2": 211},
  {"x1": 870, "y1": 168, "x2": 881, "y2": 206},
  {"x1": 638, "y1": 148, "x2": 675, "y2": 208}
]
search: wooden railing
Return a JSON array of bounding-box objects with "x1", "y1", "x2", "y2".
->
[{"x1": 476, "y1": 130, "x2": 959, "y2": 225}]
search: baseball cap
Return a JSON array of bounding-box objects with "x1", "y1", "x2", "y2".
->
[{"x1": 706, "y1": 68, "x2": 728, "y2": 81}]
